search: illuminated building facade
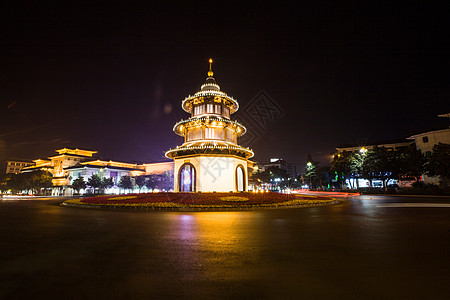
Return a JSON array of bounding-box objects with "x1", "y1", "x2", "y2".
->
[
  {"x1": 408, "y1": 127, "x2": 450, "y2": 184},
  {"x1": 22, "y1": 148, "x2": 173, "y2": 195},
  {"x1": 22, "y1": 148, "x2": 99, "y2": 190},
  {"x1": 166, "y1": 59, "x2": 254, "y2": 192}
]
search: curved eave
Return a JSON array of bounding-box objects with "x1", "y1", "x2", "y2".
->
[
  {"x1": 173, "y1": 117, "x2": 247, "y2": 137},
  {"x1": 181, "y1": 92, "x2": 239, "y2": 114},
  {"x1": 165, "y1": 144, "x2": 254, "y2": 159}
]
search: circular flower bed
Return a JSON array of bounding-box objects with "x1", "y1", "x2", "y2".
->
[
  {"x1": 63, "y1": 192, "x2": 338, "y2": 210},
  {"x1": 219, "y1": 196, "x2": 249, "y2": 202},
  {"x1": 108, "y1": 196, "x2": 137, "y2": 201}
]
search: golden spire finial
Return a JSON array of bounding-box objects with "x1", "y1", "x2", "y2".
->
[{"x1": 208, "y1": 58, "x2": 214, "y2": 77}]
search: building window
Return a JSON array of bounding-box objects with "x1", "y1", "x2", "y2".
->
[
  {"x1": 216, "y1": 127, "x2": 224, "y2": 139},
  {"x1": 223, "y1": 107, "x2": 230, "y2": 118},
  {"x1": 215, "y1": 104, "x2": 221, "y2": 114},
  {"x1": 186, "y1": 127, "x2": 203, "y2": 141},
  {"x1": 178, "y1": 163, "x2": 196, "y2": 192},
  {"x1": 194, "y1": 104, "x2": 205, "y2": 116},
  {"x1": 207, "y1": 104, "x2": 214, "y2": 113},
  {"x1": 422, "y1": 136, "x2": 429, "y2": 143},
  {"x1": 205, "y1": 128, "x2": 214, "y2": 139},
  {"x1": 204, "y1": 127, "x2": 223, "y2": 139},
  {"x1": 225, "y1": 128, "x2": 236, "y2": 143},
  {"x1": 426, "y1": 151, "x2": 432, "y2": 158},
  {"x1": 236, "y1": 165, "x2": 246, "y2": 192}
]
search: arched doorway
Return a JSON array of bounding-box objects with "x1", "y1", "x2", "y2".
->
[
  {"x1": 179, "y1": 163, "x2": 196, "y2": 192},
  {"x1": 236, "y1": 165, "x2": 246, "y2": 192}
]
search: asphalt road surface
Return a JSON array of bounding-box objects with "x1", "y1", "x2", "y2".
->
[{"x1": 1, "y1": 195, "x2": 449, "y2": 299}]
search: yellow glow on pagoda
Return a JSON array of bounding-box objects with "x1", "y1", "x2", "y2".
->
[{"x1": 165, "y1": 60, "x2": 254, "y2": 192}]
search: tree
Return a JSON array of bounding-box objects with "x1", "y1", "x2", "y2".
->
[
  {"x1": 144, "y1": 173, "x2": 174, "y2": 191},
  {"x1": 101, "y1": 177, "x2": 114, "y2": 192},
  {"x1": 330, "y1": 151, "x2": 368, "y2": 190},
  {"x1": 0, "y1": 174, "x2": 9, "y2": 194},
  {"x1": 316, "y1": 166, "x2": 331, "y2": 190},
  {"x1": 399, "y1": 145, "x2": 426, "y2": 182},
  {"x1": 330, "y1": 151, "x2": 354, "y2": 189},
  {"x1": 159, "y1": 172, "x2": 174, "y2": 191},
  {"x1": 250, "y1": 170, "x2": 271, "y2": 186},
  {"x1": 361, "y1": 146, "x2": 401, "y2": 189},
  {"x1": 135, "y1": 176, "x2": 147, "y2": 193},
  {"x1": 118, "y1": 175, "x2": 133, "y2": 192},
  {"x1": 87, "y1": 174, "x2": 103, "y2": 194},
  {"x1": 426, "y1": 143, "x2": 450, "y2": 180},
  {"x1": 8, "y1": 173, "x2": 32, "y2": 194},
  {"x1": 71, "y1": 176, "x2": 86, "y2": 194},
  {"x1": 145, "y1": 174, "x2": 158, "y2": 190},
  {"x1": 304, "y1": 154, "x2": 319, "y2": 189},
  {"x1": 30, "y1": 170, "x2": 53, "y2": 195}
]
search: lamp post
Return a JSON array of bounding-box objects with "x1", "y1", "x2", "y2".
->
[{"x1": 306, "y1": 161, "x2": 313, "y2": 189}]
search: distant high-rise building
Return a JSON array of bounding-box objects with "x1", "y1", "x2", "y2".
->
[
  {"x1": 1, "y1": 159, "x2": 35, "y2": 174},
  {"x1": 260, "y1": 158, "x2": 297, "y2": 179}
]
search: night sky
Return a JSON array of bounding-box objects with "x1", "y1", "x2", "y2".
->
[{"x1": 1, "y1": 2, "x2": 449, "y2": 168}]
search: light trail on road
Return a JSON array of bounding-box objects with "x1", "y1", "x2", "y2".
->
[{"x1": 377, "y1": 203, "x2": 450, "y2": 208}]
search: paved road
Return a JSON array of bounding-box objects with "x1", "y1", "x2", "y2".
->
[{"x1": 1, "y1": 195, "x2": 449, "y2": 299}]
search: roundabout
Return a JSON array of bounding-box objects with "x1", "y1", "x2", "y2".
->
[{"x1": 62, "y1": 192, "x2": 339, "y2": 211}]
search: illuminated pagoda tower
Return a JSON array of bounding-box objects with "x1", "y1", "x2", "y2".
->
[{"x1": 166, "y1": 59, "x2": 254, "y2": 192}]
